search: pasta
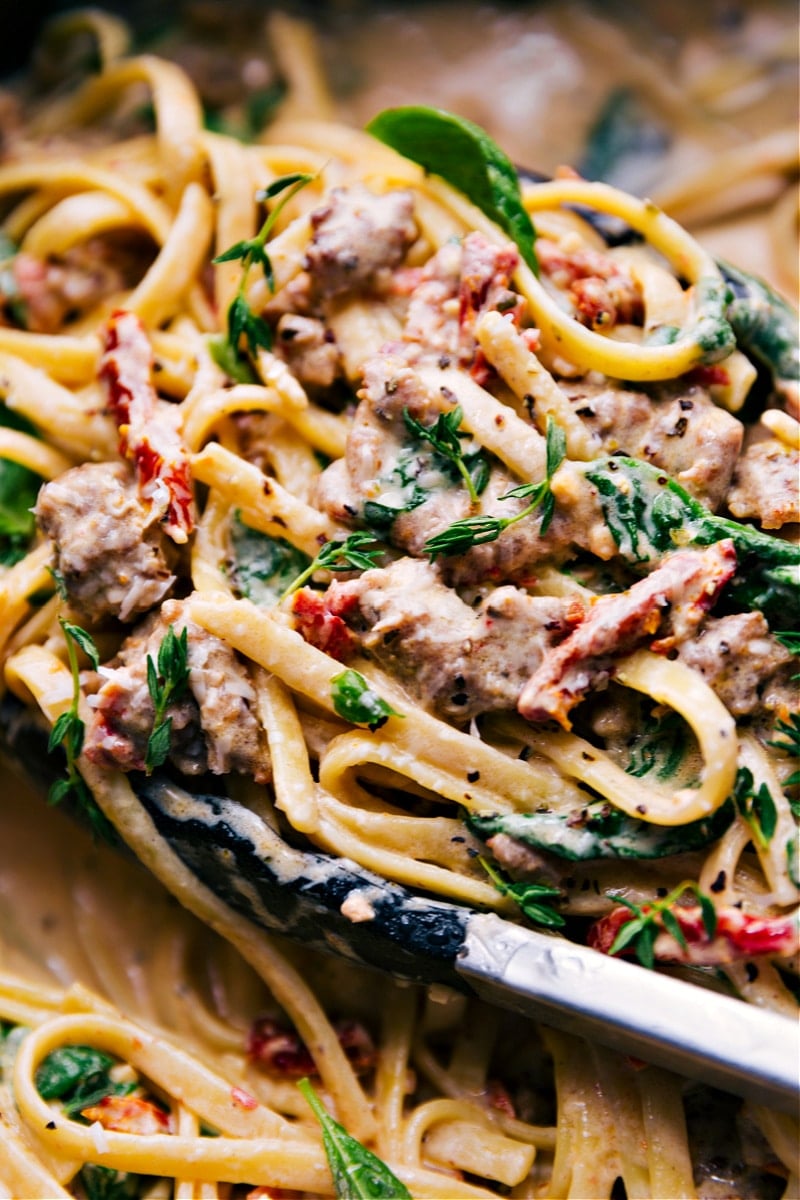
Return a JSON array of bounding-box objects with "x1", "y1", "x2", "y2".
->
[{"x1": 0, "y1": 4, "x2": 798, "y2": 1198}]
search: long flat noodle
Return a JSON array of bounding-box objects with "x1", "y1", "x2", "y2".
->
[
  {"x1": 0, "y1": 1116, "x2": 72, "y2": 1200},
  {"x1": 475, "y1": 310, "x2": 594, "y2": 459},
  {"x1": 125, "y1": 182, "x2": 213, "y2": 329},
  {"x1": 0, "y1": 352, "x2": 116, "y2": 459},
  {"x1": 415, "y1": 363, "x2": 547, "y2": 480},
  {"x1": 9, "y1": 645, "x2": 378, "y2": 1144},
  {"x1": 0, "y1": 428, "x2": 72, "y2": 479},
  {"x1": 507, "y1": 649, "x2": 737, "y2": 826},
  {"x1": 0, "y1": 160, "x2": 173, "y2": 243},
  {"x1": 0, "y1": 545, "x2": 55, "y2": 659},
  {"x1": 182, "y1": 383, "x2": 287, "y2": 452},
  {"x1": 203, "y1": 130, "x2": 261, "y2": 316},
  {"x1": 21, "y1": 192, "x2": 136, "y2": 259},
  {"x1": 428, "y1": 173, "x2": 731, "y2": 381},
  {"x1": 188, "y1": 594, "x2": 590, "y2": 816},
  {"x1": 191, "y1": 442, "x2": 335, "y2": 556},
  {"x1": 13, "y1": 1015, "x2": 335, "y2": 1188},
  {"x1": 30, "y1": 56, "x2": 204, "y2": 205}
]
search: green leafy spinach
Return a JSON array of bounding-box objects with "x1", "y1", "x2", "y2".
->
[
  {"x1": 330, "y1": 669, "x2": 403, "y2": 732},
  {"x1": 367, "y1": 105, "x2": 537, "y2": 273},
  {"x1": 298, "y1": 1076, "x2": 411, "y2": 1199}
]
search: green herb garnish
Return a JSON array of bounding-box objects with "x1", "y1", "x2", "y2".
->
[
  {"x1": 279, "y1": 532, "x2": 382, "y2": 601},
  {"x1": 480, "y1": 856, "x2": 565, "y2": 928},
  {"x1": 145, "y1": 625, "x2": 191, "y2": 773},
  {"x1": 775, "y1": 631, "x2": 800, "y2": 656},
  {"x1": 768, "y1": 713, "x2": 800, "y2": 787},
  {"x1": 402, "y1": 405, "x2": 488, "y2": 506},
  {"x1": 213, "y1": 171, "x2": 314, "y2": 367},
  {"x1": 229, "y1": 516, "x2": 312, "y2": 607},
  {"x1": 608, "y1": 881, "x2": 717, "y2": 969},
  {"x1": 48, "y1": 619, "x2": 113, "y2": 842},
  {"x1": 330, "y1": 669, "x2": 403, "y2": 732},
  {"x1": 584, "y1": 454, "x2": 800, "y2": 627},
  {"x1": 78, "y1": 1164, "x2": 144, "y2": 1200},
  {"x1": 298, "y1": 1076, "x2": 411, "y2": 1199},
  {"x1": 732, "y1": 767, "x2": 778, "y2": 850},
  {"x1": 367, "y1": 105, "x2": 537, "y2": 273},
  {"x1": 0, "y1": 405, "x2": 43, "y2": 565},
  {"x1": 424, "y1": 416, "x2": 565, "y2": 559},
  {"x1": 721, "y1": 260, "x2": 800, "y2": 384},
  {"x1": 36, "y1": 1044, "x2": 135, "y2": 1118}
]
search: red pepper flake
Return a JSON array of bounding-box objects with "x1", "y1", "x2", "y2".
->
[{"x1": 231, "y1": 1085, "x2": 259, "y2": 1111}]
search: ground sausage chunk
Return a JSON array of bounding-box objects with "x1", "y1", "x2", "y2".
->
[
  {"x1": 35, "y1": 461, "x2": 176, "y2": 625},
  {"x1": 726, "y1": 433, "x2": 800, "y2": 529},
  {"x1": 85, "y1": 599, "x2": 269, "y2": 781},
  {"x1": 677, "y1": 612, "x2": 795, "y2": 717},
  {"x1": 305, "y1": 185, "x2": 418, "y2": 299},
  {"x1": 309, "y1": 557, "x2": 580, "y2": 720},
  {"x1": 275, "y1": 313, "x2": 340, "y2": 390},
  {"x1": 564, "y1": 379, "x2": 743, "y2": 510}
]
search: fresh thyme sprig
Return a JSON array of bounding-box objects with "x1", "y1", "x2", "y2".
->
[
  {"x1": 211, "y1": 172, "x2": 314, "y2": 368},
  {"x1": 424, "y1": 416, "x2": 566, "y2": 560},
  {"x1": 480, "y1": 857, "x2": 565, "y2": 929},
  {"x1": 145, "y1": 625, "x2": 191, "y2": 774},
  {"x1": 279, "y1": 532, "x2": 383, "y2": 601},
  {"x1": 608, "y1": 881, "x2": 717, "y2": 969},
  {"x1": 775, "y1": 631, "x2": 800, "y2": 656},
  {"x1": 732, "y1": 766, "x2": 777, "y2": 850},
  {"x1": 768, "y1": 712, "x2": 800, "y2": 788},
  {"x1": 402, "y1": 405, "x2": 488, "y2": 506},
  {"x1": 48, "y1": 618, "x2": 114, "y2": 842}
]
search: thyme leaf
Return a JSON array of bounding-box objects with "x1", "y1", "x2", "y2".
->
[
  {"x1": 768, "y1": 712, "x2": 800, "y2": 787},
  {"x1": 424, "y1": 416, "x2": 565, "y2": 559},
  {"x1": 608, "y1": 881, "x2": 717, "y2": 969},
  {"x1": 279, "y1": 532, "x2": 383, "y2": 601},
  {"x1": 213, "y1": 172, "x2": 314, "y2": 366},
  {"x1": 481, "y1": 857, "x2": 565, "y2": 928},
  {"x1": 48, "y1": 618, "x2": 113, "y2": 842},
  {"x1": 145, "y1": 625, "x2": 191, "y2": 774},
  {"x1": 402, "y1": 405, "x2": 487, "y2": 506},
  {"x1": 732, "y1": 766, "x2": 778, "y2": 850}
]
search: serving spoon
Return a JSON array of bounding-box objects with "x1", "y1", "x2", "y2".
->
[{"x1": 2, "y1": 696, "x2": 797, "y2": 1115}]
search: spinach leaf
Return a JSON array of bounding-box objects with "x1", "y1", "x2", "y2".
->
[
  {"x1": 36, "y1": 1045, "x2": 114, "y2": 1100},
  {"x1": 229, "y1": 515, "x2": 312, "y2": 607},
  {"x1": 584, "y1": 455, "x2": 800, "y2": 626},
  {"x1": 720, "y1": 260, "x2": 800, "y2": 383},
  {"x1": 468, "y1": 800, "x2": 733, "y2": 862},
  {"x1": 363, "y1": 416, "x2": 488, "y2": 533},
  {"x1": 625, "y1": 710, "x2": 692, "y2": 781},
  {"x1": 36, "y1": 1044, "x2": 136, "y2": 1119},
  {"x1": 0, "y1": 405, "x2": 42, "y2": 565},
  {"x1": 79, "y1": 1164, "x2": 144, "y2": 1200},
  {"x1": 331, "y1": 669, "x2": 403, "y2": 732},
  {"x1": 298, "y1": 1076, "x2": 411, "y2": 1199},
  {"x1": 367, "y1": 105, "x2": 537, "y2": 273}
]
